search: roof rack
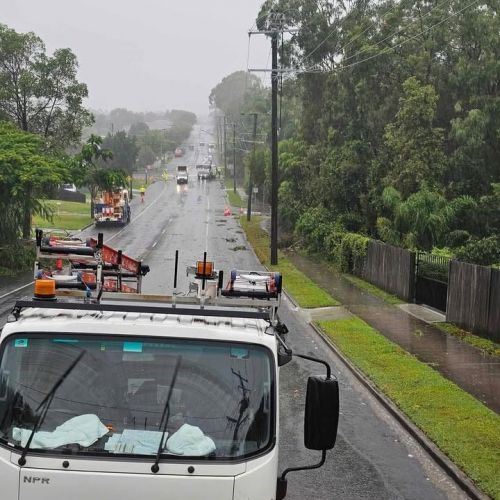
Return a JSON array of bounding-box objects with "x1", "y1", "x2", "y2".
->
[
  {"x1": 21, "y1": 243, "x2": 283, "y2": 323},
  {"x1": 34, "y1": 229, "x2": 149, "y2": 294},
  {"x1": 13, "y1": 292, "x2": 273, "y2": 321}
]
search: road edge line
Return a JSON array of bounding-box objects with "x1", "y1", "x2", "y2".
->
[
  {"x1": 309, "y1": 321, "x2": 488, "y2": 500},
  {"x1": 0, "y1": 281, "x2": 35, "y2": 301}
]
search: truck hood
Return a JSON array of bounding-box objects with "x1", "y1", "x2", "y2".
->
[{"x1": 19, "y1": 468, "x2": 234, "y2": 500}]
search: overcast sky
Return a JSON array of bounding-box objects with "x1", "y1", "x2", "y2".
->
[{"x1": 2, "y1": 0, "x2": 270, "y2": 114}]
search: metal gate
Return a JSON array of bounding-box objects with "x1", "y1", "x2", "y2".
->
[{"x1": 415, "y1": 253, "x2": 449, "y2": 312}]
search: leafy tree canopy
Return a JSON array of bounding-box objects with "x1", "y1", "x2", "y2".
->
[
  {"x1": 0, "y1": 23, "x2": 92, "y2": 150},
  {"x1": 0, "y1": 121, "x2": 68, "y2": 240}
]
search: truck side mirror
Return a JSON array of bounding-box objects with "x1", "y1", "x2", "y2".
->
[{"x1": 304, "y1": 375, "x2": 339, "y2": 450}]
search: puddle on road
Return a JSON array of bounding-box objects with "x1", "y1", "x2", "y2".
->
[
  {"x1": 287, "y1": 251, "x2": 500, "y2": 413},
  {"x1": 225, "y1": 237, "x2": 236, "y2": 243}
]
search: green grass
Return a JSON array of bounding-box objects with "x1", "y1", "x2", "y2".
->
[
  {"x1": 239, "y1": 216, "x2": 338, "y2": 308},
  {"x1": 435, "y1": 323, "x2": 500, "y2": 358},
  {"x1": 317, "y1": 317, "x2": 500, "y2": 499},
  {"x1": 342, "y1": 274, "x2": 404, "y2": 304},
  {"x1": 131, "y1": 176, "x2": 157, "y2": 189},
  {"x1": 224, "y1": 178, "x2": 245, "y2": 208},
  {"x1": 33, "y1": 200, "x2": 92, "y2": 230}
]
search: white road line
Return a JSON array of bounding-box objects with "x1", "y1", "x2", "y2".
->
[
  {"x1": 152, "y1": 241, "x2": 158, "y2": 248},
  {"x1": 0, "y1": 281, "x2": 35, "y2": 300}
]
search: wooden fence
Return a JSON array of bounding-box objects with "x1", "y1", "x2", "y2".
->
[
  {"x1": 362, "y1": 241, "x2": 416, "y2": 301},
  {"x1": 446, "y1": 260, "x2": 500, "y2": 342}
]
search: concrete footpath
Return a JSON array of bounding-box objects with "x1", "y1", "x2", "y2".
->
[{"x1": 286, "y1": 251, "x2": 500, "y2": 414}]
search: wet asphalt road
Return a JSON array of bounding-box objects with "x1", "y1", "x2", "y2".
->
[{"x1": 0, "y1": 122, "x2": 470, "y2": 499}]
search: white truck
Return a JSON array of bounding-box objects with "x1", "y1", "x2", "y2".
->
[
  {"x1": 0, "y1": 243, "x2": 339, "y2": 500},
  {"x1": 176, "y1": 165, "x2": 188, "y2": 184},
  {"x1": 196, "y1": 163, "x2": 213, "y2": 181}
]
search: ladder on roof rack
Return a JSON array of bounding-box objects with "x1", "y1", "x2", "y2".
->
[{"x1": 34, "y1": 229, "x2": 149, "y2": 294}]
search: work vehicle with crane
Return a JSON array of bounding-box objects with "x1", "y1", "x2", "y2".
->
[
  {"x1": 94, "y1": 189, "x2": 131, "y2": 227},
  {"x1": 0, "y1": 233, "x2": 339, "y2": 500}
]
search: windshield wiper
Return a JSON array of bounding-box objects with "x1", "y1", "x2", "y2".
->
[
  {"x1": 151, "y1": 356, "x2": 182, "y2": 473},
  {"x1": 18, "y1": 350, "x2": 85, "y2": 466}
]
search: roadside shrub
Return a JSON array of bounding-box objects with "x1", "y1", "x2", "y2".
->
[
  {"x1": 339, "y1": 233, "x2": 370, "y2": 275},
  {"x1": 325, "y1": 231, "x2": 345, "y2": 265},
  {"x1": 294, "y1": 207, "x2": 333, "y2": 253},
  {"x1": 0, "y1": 241, "x2": 36, "y2": 276},
  {"x1": 445, "y1": 230, "x2": 471, "y2": 248},
  {"x1": 456, "y1": 236, "x2": 500, "y2": 266}
]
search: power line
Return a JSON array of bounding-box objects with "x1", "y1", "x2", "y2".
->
[
  {"x1": 335, "y1": 0, "x2": 456, "y2": 67},
  {"x1": 285, "y1": 0, "x2": 480, "y2": 76},
  {"x1": 334, "y1": 0, "x2": 481, "y2": 73}
]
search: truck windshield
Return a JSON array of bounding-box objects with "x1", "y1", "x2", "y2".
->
[{"x1": 0, "y1": 334, "x2": 274, "y2": 460}]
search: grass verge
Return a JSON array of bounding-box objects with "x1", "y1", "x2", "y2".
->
[
  {"x1": 34, "y1": 200, "x2": 92, "y2": 231},
  {"x1": 239, "y1": 216, "x2": 338, "y2": 308},
  {"x1": 132, "y1": 176, "x2": 156, "y2": 189},
  {"x1": 435, "y1": 323, "x2": 500, "y2": 358},
  {"x1": 317, "y1": 317, "x2": 500, "y2": 498},
  {"x1": 224, "y1": 178, "x2": 245, "y2": 208},
  {"x1": 342, "y1": 274, "x2": 404, "y2": 305}
]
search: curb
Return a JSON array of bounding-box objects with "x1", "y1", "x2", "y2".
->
[{"x1": 310, "y1": 322, "x2": 488, "y2": 500}]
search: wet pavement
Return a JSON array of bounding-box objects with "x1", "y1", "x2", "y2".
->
[{"x1": 286, "y1": 251, "x2": 500, "y2": 414}]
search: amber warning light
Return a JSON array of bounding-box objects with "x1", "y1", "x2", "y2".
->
[
  {"x1": 34, "y1": 279, "x2": 56, "y2": 299},
  {"x1": 196, "y1": 261, "x2": 214, "y2": 278}
]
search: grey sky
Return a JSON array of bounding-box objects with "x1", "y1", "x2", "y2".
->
[{"x1": 2, "y1": 0, "x2": 270, "y2": 114}]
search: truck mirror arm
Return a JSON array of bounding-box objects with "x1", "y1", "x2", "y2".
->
[
  {"x1": 276, "y1": 449, "x2": 327, "y2": 500},
  {"x1": 275, "y1": 337, "x2": 336, "y2": 500}
]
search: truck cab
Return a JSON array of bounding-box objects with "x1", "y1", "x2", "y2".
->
[
  {"x1": 196, "y1": 163, "x2": 212, "y2": 180},
  {"x1": 0, "y1": 245, "x2": 339, "y2": 500}
]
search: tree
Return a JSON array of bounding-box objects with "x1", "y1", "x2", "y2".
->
[
  {"x1": 0, "y1": 121, "x2": 68, "y2": 240},
  {"x1": 209, "y1": 72, "x2": 269, "y2": 125},
  {"x1": 0, "y1": 24, "x2": 92, "y2": 150},
  {"x1": 137, "y1": 145, "x2": 155, "y2": 169},
  {"x1": 102, "y1": 131, "x2": 139, "y2": 174},
  {"x1": 128, "y1": 122, "x2": 149, "y2": 138},
  {"x1": 71, "y1": 135, "x2": 124, "y2": 217},
  {"x1": 383, "y1": 77, "x2": 447, "y2": 198},
  {"x1": 377, "y1": 187, "x2": 476, "y2": 251}
]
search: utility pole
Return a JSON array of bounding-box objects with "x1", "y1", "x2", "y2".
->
[
  {"x1": 270, "y1": 30, "x2": 279, "y2": 265},
  {"x1": 248, "y1": 16, "x2": 283, "y2": 264},
  {"x1": 233, "y1": 122, "x2": 236, "y2": 194}
]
